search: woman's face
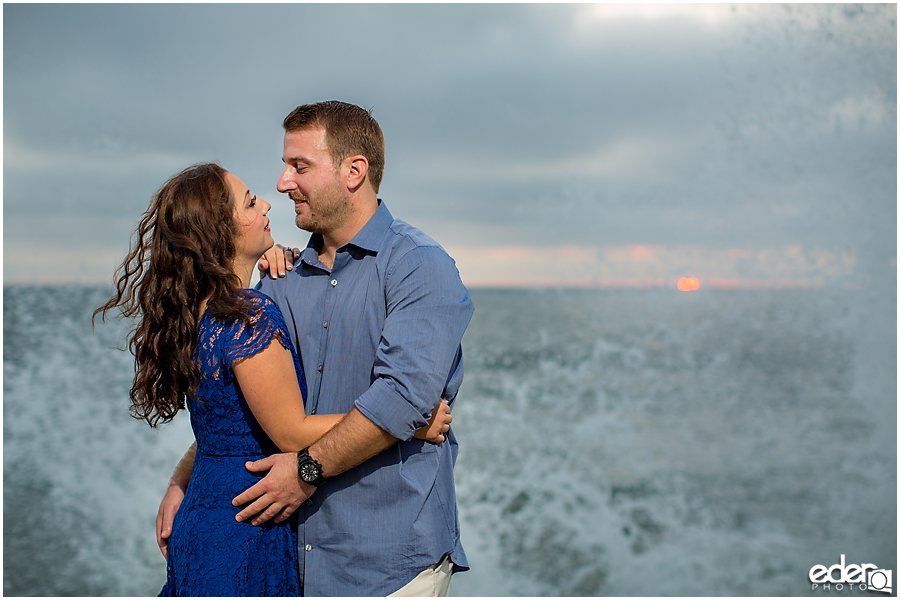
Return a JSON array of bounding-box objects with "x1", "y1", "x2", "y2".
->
[{"x1": 227, "y1": 172, "x2": 273, "y2": 262}]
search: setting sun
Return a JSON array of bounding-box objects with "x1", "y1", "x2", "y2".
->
[{"x1": 677, "y1": 277, "x2": 700, "y2": 291}]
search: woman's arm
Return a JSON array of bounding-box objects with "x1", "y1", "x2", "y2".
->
[
  {"x1": 229, "y1": 335, "x2": 453, "y2": 526},
  {"x1": 232, "y1": 337, "x2": 341, "y2": 452},
  {"x1": 233, "y1": 335, "x2": 451, "y2": 453},
  {"x1": 257, "y1": 244, "x2": 300, "y2": 279}
]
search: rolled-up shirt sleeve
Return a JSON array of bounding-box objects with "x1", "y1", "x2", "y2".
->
[{"x1": 354, "y1": 245, "x2": 474, "y2": 440}]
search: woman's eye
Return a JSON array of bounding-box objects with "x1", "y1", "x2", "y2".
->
[{"x1": 249, "y1": 195, "x2": 257, "y2": 207}]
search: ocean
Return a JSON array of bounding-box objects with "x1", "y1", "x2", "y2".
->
[{"x1": 3, "y1": 285, "x2": 896, "y2": 596}]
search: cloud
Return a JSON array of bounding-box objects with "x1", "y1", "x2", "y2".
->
[
  {"x1": 402, "y1": 135, "x2": 675, "y2": 185},
  {"x1": 4, "y1": 137, "x2": 194, "y2": 176},
  {"x1": 447, "y1": 243, "x2": 864, "y2": 290},
  {"x1": 573, "y1": 3, "x2": 744, "y2": 28},
  {"x1": 828, "y1": 90, "x2": 896, "y2": 132},
  {"x1": 3, "y1": 4, "x2": 895, "y2": 286}
]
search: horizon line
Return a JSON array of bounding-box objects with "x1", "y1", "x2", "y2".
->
[{"x1": 3, "y1": 276, "x2": 870, "y2": 291}]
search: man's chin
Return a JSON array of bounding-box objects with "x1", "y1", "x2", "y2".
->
[{"x1": 294, "y1": 217, "x2": 318, "y2": 233}]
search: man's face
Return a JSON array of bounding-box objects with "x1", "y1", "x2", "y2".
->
[{"x1": 277, "y1": 127, "x2": 351, "y2": 235}]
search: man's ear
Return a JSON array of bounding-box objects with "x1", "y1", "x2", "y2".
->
[{"x1": 344, "y1": 155, "x2": 369, "y2": 191}]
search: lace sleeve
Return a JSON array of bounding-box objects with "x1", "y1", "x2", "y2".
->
[{"x1": 223, "y1": 292, "x2": 293, "y2": 365}]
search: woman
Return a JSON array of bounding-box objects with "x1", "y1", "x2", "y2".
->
[{"x1": 95, "y1": 163, "x2": 449, "y2": 596}]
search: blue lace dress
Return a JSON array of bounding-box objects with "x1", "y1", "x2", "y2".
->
[{"x1": 159, "y1": 290, "x2": 303, "y2": 596}]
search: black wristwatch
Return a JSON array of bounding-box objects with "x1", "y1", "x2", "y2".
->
[{"x1": 296, "y1": 448, "x2": 325, "y2": 487}]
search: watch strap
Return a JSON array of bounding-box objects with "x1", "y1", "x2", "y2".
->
[{"x1": 296, "y1": 448, "x2": 325, "y2": 487}]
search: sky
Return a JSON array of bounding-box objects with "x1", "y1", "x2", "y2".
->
[{"x1": 3, "y1": 3, "x2": 897, "y2": 289}]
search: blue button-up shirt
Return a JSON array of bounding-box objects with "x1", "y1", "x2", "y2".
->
[{"x1": 257, "y1": 201, "x2": 474, "y2": 596}]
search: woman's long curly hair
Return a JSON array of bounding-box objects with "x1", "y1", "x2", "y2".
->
[{"x1": 94, "y1": 163, "x2": 254, "y2": 427}]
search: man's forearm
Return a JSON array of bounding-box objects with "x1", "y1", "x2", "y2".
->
[
  {"x1": 170, "y1": 442, "x2": 196, "y2": 489},
  {"x1": 307, "y1": 408, "x2": 396, "y2": 478}
]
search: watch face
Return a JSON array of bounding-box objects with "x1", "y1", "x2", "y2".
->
[{"x1": 300, "y1": 463, "x2": 319, "y2": 482}]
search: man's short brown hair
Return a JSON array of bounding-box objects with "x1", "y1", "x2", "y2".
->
[{"x1": 283, "y1": 101, "x2": 385, "y2": 193}]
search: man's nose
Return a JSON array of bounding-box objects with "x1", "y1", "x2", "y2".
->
[{"x1": 276, "y1": 168, "x2": 294, "y2": 193}]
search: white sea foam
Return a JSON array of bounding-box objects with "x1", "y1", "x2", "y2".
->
[
  {"x1": 2, "y1": 285, "x2": 895, "y2": 596},
  {"x1": 450, "y1": 288, "x2": 895, "y2": 596}
]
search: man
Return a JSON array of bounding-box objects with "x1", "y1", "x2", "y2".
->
[{"x1": 156, "y1": 101, "x2": 474, "y2": 596}]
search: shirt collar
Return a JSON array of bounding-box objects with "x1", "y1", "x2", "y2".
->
[
  {"x1": 299, "y1": 200, "x2": 392, "y2": 265},
  {"x1": 346, "y1": 200, "x2": 392, "y2": 253}
]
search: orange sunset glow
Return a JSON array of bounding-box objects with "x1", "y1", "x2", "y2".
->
[{"x1": 677, "y1": 277, "x2": 700, "y2": 291}]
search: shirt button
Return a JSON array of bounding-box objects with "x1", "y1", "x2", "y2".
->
[
  {"x1": 317, "y1": 365, "x2": 323, "y2": 372},
  {"x1": 307, "y1": 499, "x2": 313, "y2": 506},
  {"x1": 323, "y1": 321, "x2": 329, "y2": 328},
  {"x1": 330, "y1": 279, "x2": 338, "y2": 286},
  {"x1": 305, "y1": 544, "x2": 312, "y2": 552}
]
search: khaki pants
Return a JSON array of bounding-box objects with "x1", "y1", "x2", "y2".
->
[{"x1": 388, "y1": 555, "x2": 453, "y2": 597}]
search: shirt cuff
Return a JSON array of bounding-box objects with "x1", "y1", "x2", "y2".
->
[{"x1": 354, "y1": 377, "x2": 428, "y2": 441}]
